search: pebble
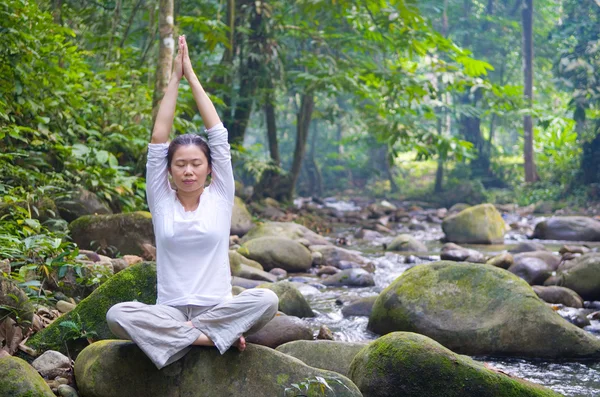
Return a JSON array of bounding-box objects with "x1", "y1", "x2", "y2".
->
[
  {"x1": 57, "y1": 384, "x2": 79, "y2": 397},
  {"x1": 56, "y1": 300, "x2": 76, "y2": 314}
]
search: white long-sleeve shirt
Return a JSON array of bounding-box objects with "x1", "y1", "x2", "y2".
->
[{"x1": 146, "y1": 123, "x2": 235, "y2": 306}]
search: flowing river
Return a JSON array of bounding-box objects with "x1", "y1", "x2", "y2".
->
[{"x1": 295, "y1": 198, "x2": 600, "y2": 397}]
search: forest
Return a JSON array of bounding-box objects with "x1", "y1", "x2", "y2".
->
[{"x1": 2, "y1": 0, "x2": 600, "y2": 396}]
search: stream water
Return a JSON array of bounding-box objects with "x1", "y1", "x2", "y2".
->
[{"x1": 297, "y1": 199, "x2": 600, "y2": 397}]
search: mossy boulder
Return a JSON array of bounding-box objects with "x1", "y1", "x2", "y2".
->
[
  {"x1": 74, "y1": 340, "x2": 361, "y2": 397},
  {"x1": 27, "y1": 262, "x2": 157, "y2": 356},
  {"x1": 0, "y1": 356, "x2": 55, "y2": 397},
  {"x1": 69, "y1": 211, "x2": 154, "y2": 257},
  {"x1": 241, "y1": 221, "x2": 330, "y2": 246},
  {"x1": 277, "y1": 340, "x2": 368, "y2": 376},
  {"x1": 228, "y1": 250, "x2": 263, "y2": 274},
  {"x1": 348, "y1": 332, "x2": 562, "y2": 397},
  {"x1": 441, "y1": 204, "x2": 505, "y2": 244},
  {"x1": 258, "y1": 281, "x2": 315, "y2": 317},
  {"x1": 238, "y1": 237, "x2": 312, "y2": 272},
  {"x1": 386, "y1": 234, "x2": 427, "y2": 252},
  {"x1": 56, "y1": 187, "x2": 112, "y2": 223},
  {"x1": 533, "y1": 216, "x2": 600, "y2": 241},
  {"x1": 367, "y1": 261, "x2": 600, "y2": 359},
  {"x1": 550, "y1": 253, "x2": 600, "y2": 300},
  {"x1": 230, "y1": 196, "x2": 254, "y2": 237},
  {"x1": 0, "y1": 276, "x2": 34, "y2": 329}
]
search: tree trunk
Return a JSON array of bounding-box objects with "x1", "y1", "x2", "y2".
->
[
  {"x1": 264, "y1": 86, "x2": 280, "y2": 165},
  {"x1": 581, "y1": 130, "x2": 600, "y2": 185},
  {"x1": 288, "y1": 93, "x2": 315, "y2": 200},
  {"x1": 151, "y1": 0, "x2": 175, "y2": 125},
  {"x1": 434, "y1": 116, "x2": 444, "y2": 193},
  {"x1": 107, "y1": 0, "x2": 122, "y2": 61},
  {"x1": 119, "y1": 0, "x2": 144, "y2": 48},
  {"x1": 522, "y1": 0, "x2": 539, "y2": 182},
  {"x1": 305, "y1": 123, "x2": 323, "y2": 197}
]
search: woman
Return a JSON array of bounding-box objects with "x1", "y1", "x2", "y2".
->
[{"x1": 106, "y1": 36, "x2": 279, "y2": 370}]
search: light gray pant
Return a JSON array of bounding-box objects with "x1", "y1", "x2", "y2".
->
[{"x1": 106, "y1": 288, "x2": 279, "y2": 369}]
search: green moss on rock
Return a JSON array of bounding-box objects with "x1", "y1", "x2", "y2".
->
[
  {"x1": 238, "y1": 236, "x2": 312, "y2": 272},
  {"x1": 257, "y1": 281, "x2": 315, "y2": 317},
  {"x1": 27, "y1": 262, "x2": 157, "y2": 356},
  {"x1": 442, "y1": 203, "x2": 505, "y2": 244},
  {"x1": 276, "y1": 340, "x2": 368, "y2": 376},
  {"x1": 74, "y1": 340, "x2": 362, "y2": 397},
  {"x1": 0, "y1": 356, "x2": 55, "y2": 397},
  {"x1": 241, "y1": 221, "x2": 329, "y2": 245},
  {"x1": 368, "y1": 261, "x2": 600, "y2": 359},
  {"x1": 348, "y1": 332, "x2": 562, "y2": 397}
]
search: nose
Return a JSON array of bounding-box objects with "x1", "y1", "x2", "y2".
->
[{"x1": 184, "y1": 164, "x2": 193, "y2": 174}]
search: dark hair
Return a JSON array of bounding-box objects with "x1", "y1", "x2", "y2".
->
[{"x1": 167, "y1": 134, "x2": 212, "y2": 168}]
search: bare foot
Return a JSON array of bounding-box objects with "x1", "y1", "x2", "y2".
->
[{"x1": 234, "y1": 336, "x2": 246, "y2": 352}]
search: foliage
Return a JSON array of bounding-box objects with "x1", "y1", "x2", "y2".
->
[
  {"x1": 283, "y1": 376, "x2": 350, "y2": 397},
  {"x1": 59, "y1": 312, "x2": 98, "y2": 344}
]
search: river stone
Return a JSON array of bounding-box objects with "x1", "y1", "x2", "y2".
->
[
  {"x1": 507, "y1": 257, "x2": 552, "y2": 285},
  {"x1": 309, "y1": 245, "x2": 373, "y2": 270},
  {"x1": 258, "y1": 281, "x2": 315, "y2": 317},
  {"x1": 513, "y1": 251, "x2": 561, "y2": 271},
  {"x1": 69, "y1": 212, "x2": 154, "y2": 257},
  {"x1": 27, "y1": 262, "x2": 157, "y2": 356},
  {"x1": 533, "y1": 216, "x2": 600, "y2": 241},
  {"x1": 559, "y1": 245, "x2": 591, "y2": 255},
  {"x1": 486, "y1": 253, "x2": 514, "y2": 269},
  {"x1": 441, "y1": 204, "x2": 505, "y2": 244},
  {"x1": 235, "y1": 264, "x2": 276, "y2": 283},
  {"x1": 231, "y1": 276, "x2": 264, "y2": 289},
  {"x1": 32, "y1": 350, "x2": 71, "y2": 378},
  {"x1": 386, "y1": 234, "x2": 427, "y2": 252},
  {"x1": 230, "y1": 197, "x2": 254, "y2": 237},
  {"x1": 277, "y1": 340, "x2": 368, "y2": 376},
  {"x1": 532, "y1": 286, "x2": 584, "y2": 308},
  {"x1": 440, "y1": 243, "x2": 486, "y2": 263},
  {"x1": 509, "y1": 242, "x2": 548, "y2": 253},
  {"x1": 74, "y1": 340, "x2": 361, "y2": 397},
  {"x1": 57, "y1": 384, "x2": 79, "y2": 397},
  {"x1": 551, "y1": 253, "x2": 600, "y2": 300},
  {"x1": 0, "y1": 276, "x2": 34, "y2": 330},
  {"x1": 241, "y1": 221, "x2": 330, "y2": 245},
  {"x1": 321, "y1": 268, "x2": 375, "y2": 287},
  {"x1": 0, "y1": 356, "x2": 55, "y2": 397},
  {"x1": 342, "y1": 296, "x2": 378, "y2": 317},
  {"x1": 245, "y1": 315, "x2": 314, "y2": 348},
  {"x1": 238, "y1": 237, "x2": 312, "y2": 272},
  {"x1": 367, "y1": 261, "x2": 600, "y2": 358},
  {"x1": 229, "y1": 250, "x2": 263, "y2": 272},
  {"x1": 56, "y1": 187, "x2": 112, "y2": 223},
  {"x1": 348, "y1": 332, "x2": 562, "y2": 397}
]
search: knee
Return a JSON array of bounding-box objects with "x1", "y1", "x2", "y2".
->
[
  {"x1": 260, "y1": 289, "x2": 279, "y2": 314},
  {"x1": 106, "y1": 302, "x2": 133, "y2": 326}
]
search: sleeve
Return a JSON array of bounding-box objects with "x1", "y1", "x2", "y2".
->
[
  {"x1": 146, "y1": 142, "x2": 172, "y2": 212},
  {"x1": 206, "y1": 122, "x2": 235, "y2": 205}
]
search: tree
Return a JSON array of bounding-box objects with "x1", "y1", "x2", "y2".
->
[
  {"x1": 152, "y1": 0, "x2": 175, "y2": 122},
  {"x1": 522, "y1": 0, "x2": 539, "y2": 182}
]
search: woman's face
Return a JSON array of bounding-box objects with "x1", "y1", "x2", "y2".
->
[{"x1": 168, "y1": 144, "x2": 211, "y2": 194}]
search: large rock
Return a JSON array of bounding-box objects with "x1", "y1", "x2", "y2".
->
[
  {"x1": 321, "y1": 268, "x2": 375, "y2": 287},
  {"x1": 74, "y1": 340, "x2": 361, "y2": 397},
  {"x1": 342, "y1": 296, "x2": 378, "y2": 317},
  {"x1": 56, "y1": 187, "x2": 112, "y2": 223},
  {"x1": 532, "y1": 286, "x2": 583, "y2": 308},
  {"x1": 348, "y1": 332, "x2": 562, "y2": 397},
  {"x1": 27, "y1": 263, "x2": 157, "y2": 356},
  {"x1": 386, "y1": 234, "x2": 427, "y2": 252},
  {"x1": 241, "y1": 221, "x2": 330, "y2": 246},
  {"x1": 31, "y1": 350, "x2": 71, "y2": 378},
  {"x1": 69, "y1": 212, "x2": 154, "y2": 257},
  {"x1": 513, "y1": 251, "x2": 561, "y2": 271},
  {"x1": 238, "y1": 237, "x2": 312, "y2": 272},
  {"x1": 533, "y1": 216, "x2": 600, "y2": 241},
  {"x1": 230, "y1": 197, "x2": 254, "y2": 237},
  {"x1": 0, "y1": 276, "x2": 34, "y2": 330},
  {"x1": 441, "y1": 204, "x2": 505, "y2": 244},
  {"x1": 277, "y1": 340, "x2": 368, "y2": 376},
  {"x1": 551, "y1": 253, "x2": 600, "y2": 300},
  {"x1": 0, "y1": 356, "x2": 55, "y2": 397},
  {"x1": 509, "y1": 242, "x2": 548, "y2": 253},
  {"x1": 309, "y1": 245, "x2": 373, "y2": 269},
  {"x1": 245, "y1": 315, "x2": 314, "y2": 348},
  {"x1": 258, "y1": 281, "x2": 315, "y2": 317},
  {"x1": 368, "y1": 261, "x2": 600, "y2": 359}
]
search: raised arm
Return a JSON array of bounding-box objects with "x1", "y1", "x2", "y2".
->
[
  {"x1": 182, "y1": 37, "x2": 234, "y2": 204},
  {"x1": 151, "y1": 36, "x2": 184, "y2": 144}
]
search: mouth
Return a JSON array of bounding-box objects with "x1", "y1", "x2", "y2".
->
[{"x1": 183, "y1": 180, "x2": 196, "y2": 185}]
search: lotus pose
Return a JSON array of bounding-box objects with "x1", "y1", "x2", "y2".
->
[{"x1": 106, "y1": 36, "x2": 278, "y2": 370}]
